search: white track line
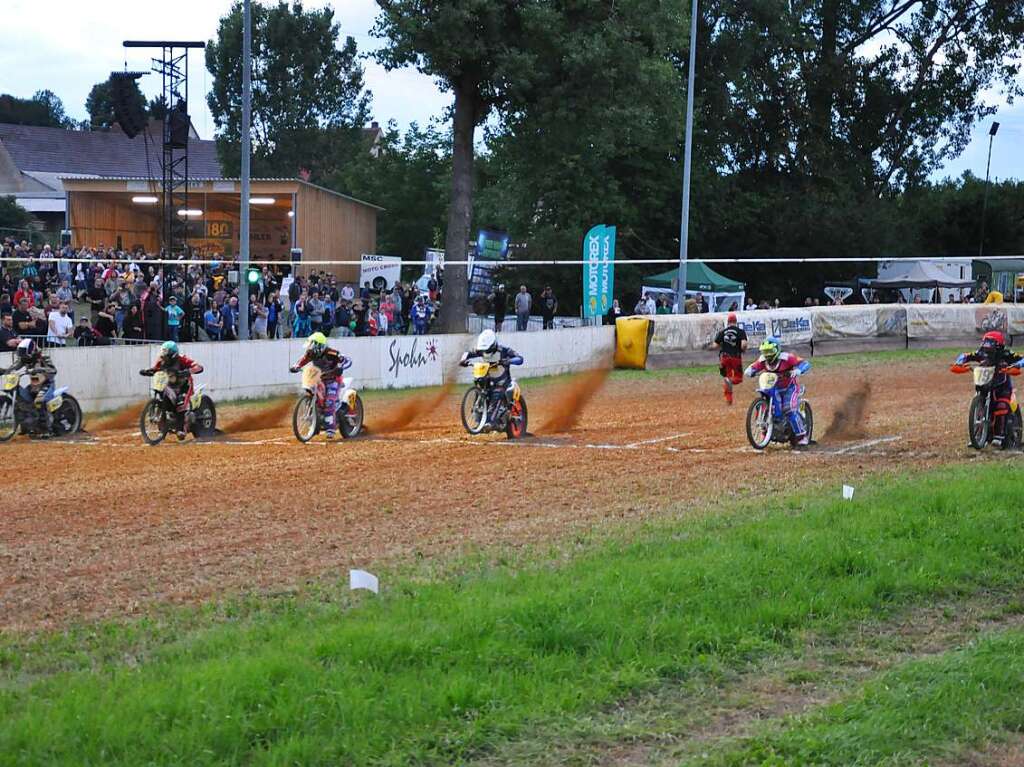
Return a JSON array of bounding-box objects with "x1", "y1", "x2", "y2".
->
[
  {"x1": 624, "y1": 432, "x2": 692, "y2": 448},
  {"x1": 827, "y1": 436, "x2": 901, "y2": 455}
]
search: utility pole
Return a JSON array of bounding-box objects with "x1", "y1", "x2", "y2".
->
[
  {"x1": 675, "y1": 0, "x2": 698, "y2": 312},
  {"x1": 238, "y1": 0, "x2": 252, "y2": 340},
  {"x1": 978, "y1": 121, "x2": 1000, "y2": 258}
]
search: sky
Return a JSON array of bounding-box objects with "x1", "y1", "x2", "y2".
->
[{"x1": 0, "y1": 0, "x2": 1021, "y2": 181}]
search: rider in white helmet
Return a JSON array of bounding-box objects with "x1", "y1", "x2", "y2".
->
[{"x1": 459, "y1": 329, "x2": 523, "y2": 425}]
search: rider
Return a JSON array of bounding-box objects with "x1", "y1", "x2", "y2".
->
[
  {"x1": 955, "y1": 331, "x2": 1024, "y2": 441},
  {"x1": 711, "y1": 312, "x2": 747, "y2": 405},
  {"x1": 289, "y1": 331, "x2": 351, "y2": 439},
  {"x1": 745, "y1": 336, "x2": 811, "y2": 446},
  {"x1": 139, "y1": 340, "x2": 204, "y2": 440},
  {"x1": 3, "y1": 338, "x2": 57, "y2": 435},
  {"x1": 459, "y1": 329, "x2": 523, "y2": 427}
]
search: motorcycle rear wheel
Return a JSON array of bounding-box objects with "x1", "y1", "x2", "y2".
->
[
  {"x1": 1002, "y1": 409, "x2": 1022, "y2": 451},
  {"x1": 293, "y1": 394, "x2": 319, "y2": 443},
  {"x1": 746, "y1": 397, "x2": 773, "y2": 450},
  {"x1": 800, "y1": 401, "x2": 814, "y2": 443},
  {"x1": 0, "y1": 393, "x2": 16, "y2": 442},
  {"x1": 140, "y1": 401, "x2": 169, "y2": 445},
  {"x1": 505, "y1": 395, "x2": 528, "y2": 439},
  {"x1": 339, "y1": 394, "x2": 364, "y2": 439},
  {"x1": 968, "y1": 394, "x2": 989, "y2": 450},
  {"x1": 461, "y1": 387, "x2": 488, "y2": 434},
  {"x1": 52, "y1": 395, "x2": 82, "y2": 437}
]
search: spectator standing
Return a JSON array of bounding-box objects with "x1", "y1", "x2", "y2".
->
[
  {"x1": 411, "y1": 295, "x2": 431, "y2": 335},
  {"x1": 341, "y1": 282, "x2": 355, "y2": 303},
  {"x1": 515, "y1": 285, "x2": 532, "y2": 331},
  {"x1": 694, "y1": 293, "x2": 709, "y2": 313},
  {"x1": 251, "y1": 294, "x2": 269, "y2": 339},
  {"x1": 308, "y1": 290, "x2": 325, "y2": 332},
  {"x1": 123, "y1": 304, "x2": 144, "y2": 341},
  {"x1": 539, "y1": 286, "x2": 558, "y2": 329},
  {"x1": 47, "y1": 302, "x2": 74, "y2": 347},
  {"x1": 74, "y1": 317, "x2": 96, "y2": 346},
  {"x1": 165, "y1": 296, "x2": 184, "y2": 341},
  {"x1": 142, "y1": 283, "x2": 162, "y2": 339},
  {"x1": 643, "y1": 293, "x2": 657, "y2": 314},
  {"x1": 12, "y1": 298, "x2": 35, "y2": 337},
  {"x1": 204, "y1": 305, "x2": 224, "y2": 341},
  {"x1": 490, "y1": 284, "x2": 508, "y2": 331},
  {"x1": 293, "y1": 291, "x2": 312, "y2": 337},
  {"x1": 0, "y1": 312, "x2": 19, "y2": 350},
  {"x1": 380, "y1": 292, "x2": 396, "y2": 335},
  {"x1": 604, "y1": 299, "x2": 623, "y2": 325},
  {"x1": 266, "y1": 291, "x2": 282, "y2": 338}
]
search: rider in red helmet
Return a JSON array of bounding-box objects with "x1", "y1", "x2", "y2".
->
[
  {"x1": 955, "y1": 330, "x2": 1024, "y2": 441},
  {"x1": 711, "y1": 312, "x2": 747, "y2": 405}
]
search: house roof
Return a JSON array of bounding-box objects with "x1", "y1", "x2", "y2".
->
[{"x1": 0, "y1": 122, "x2": 222, "y2": 179}]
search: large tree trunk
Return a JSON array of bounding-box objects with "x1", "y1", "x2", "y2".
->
[{"x1": 440, "y1": 79, "x2": 478, "y2": 333}]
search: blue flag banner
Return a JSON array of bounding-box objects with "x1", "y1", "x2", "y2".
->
[{"x1": 582, "y1": 224, "x2": 616, "y2": 318}]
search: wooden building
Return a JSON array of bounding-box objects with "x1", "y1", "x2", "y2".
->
[{"x1": 61, "y1": 176, "x2": 381, "y2": 282}]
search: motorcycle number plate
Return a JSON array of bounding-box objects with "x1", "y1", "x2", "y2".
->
[
  {"x1": 46, "y1": 395, "x2": 63, "y2": 412},
  {"x1": 301, "y1": 365, "x2": 322, "y2": 389},
  {"x1": 2, "y1": 373, "x2": 17, "y2": 391},
  {"x1": 973, "y1": 367, "x2": 995, "y2": 386},
  {"x1": 152, "y1": 371, "x2": 169, "y2": 392},
  {"x1": 472, "y1": 362, "x2": 491, "y2": 379},
  {"x1": 758, "y1": 372, "x2": 778, "y2": 390}
]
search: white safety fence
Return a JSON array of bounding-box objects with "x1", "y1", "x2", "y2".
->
[{"x1": 2, "y1": 326, "x2": 616, "y2": 413}]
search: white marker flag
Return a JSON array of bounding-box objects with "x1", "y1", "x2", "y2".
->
[
  {"x1": 349, "y1": 569, "x2": 379, "y2": 594},
  {"x1": 842, "y1": 485, "x2": 855, "y2": 500}
]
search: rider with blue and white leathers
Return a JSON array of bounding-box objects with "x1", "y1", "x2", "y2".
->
[
  {"x1": 745, "y1": 336, "x2": 812, "y2": 445},
  {"x1": 3, "y1": 338, "x2": 57, "y2": 434},
  {"x1": 460, "y1": 330, "x2": 523, "y2": 423}
]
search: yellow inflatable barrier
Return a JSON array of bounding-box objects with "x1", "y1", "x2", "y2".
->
[
  {"x1": 614, "y1": 316, "x2": 653, "y2": 369},
  {"x1": 984, "y1": 290, "x2": 1004, "y2": 304}
]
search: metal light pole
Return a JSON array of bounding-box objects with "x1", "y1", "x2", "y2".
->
[
  {"x1": 238, "y1": 0, "x2": 252, "y2": 340},
  {"x1": 675, "y1": 0, "x2": 698, "y2": 312},
  {"x1": 978, "y1": 120, "x2": 1000, "y2": 258}
]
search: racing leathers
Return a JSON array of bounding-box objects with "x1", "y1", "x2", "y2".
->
[
  {"x1": 956, "y1": 346, "x2": 1024, "y2": 437},
  {"x1": 460, "y1": 345, "x2": 523, "y2": 424},
  {"x1": 290, "y1": 347, "x2": 352, "y2": 436},
  {"x1": 4, "y1": 352, "x2": 57, "y2": 432},
  {"x1": 745, "y1": 351, "x2": 811, "y2": 441},
  {"x1": 140, "y1": 354, "x2": 204, "y2": 433}
]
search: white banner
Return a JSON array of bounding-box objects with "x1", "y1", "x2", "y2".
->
[
  {"x1": 359, "y1": 254, "x2": 402, "y2": 292},
  {"x1": 649, "y1": 309, "x2": 812, "y2": 354},
  {"x1": 380, "y1": 335, "x2": 443, "y2": 388},
  {"x1": 905, "y1": 304, "x2": 1024, "y2": 340},
  {"x1": 812, "y1": 306, "x2": 906, "y2": 340}
]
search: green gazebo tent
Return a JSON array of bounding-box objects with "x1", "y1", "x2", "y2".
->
[{"x1": 642, "y1": 262, "x2": 746, "y2": 311}]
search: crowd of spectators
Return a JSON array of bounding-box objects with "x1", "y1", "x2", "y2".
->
[{"x1": 0, "y1": 237, "x2": 446, "y2": 349}]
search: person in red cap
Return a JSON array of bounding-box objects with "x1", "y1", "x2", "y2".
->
[
  {"x1": 954, "y1": 330, "x2": 1024, "y2": 443},
  {"x1": 712, "y1": 312, "x2": 748, "y2": 405}
]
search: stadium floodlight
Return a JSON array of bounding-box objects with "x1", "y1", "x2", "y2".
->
[
  {"x1": 249, "y1": 197, "x2": 275, "y2": 205},
  {"x1": 177, "y1": 209, "x2": 203, "y2": 217},
  {"x1": 131, "y1": 196, "x2": 158, "y2": 204}
]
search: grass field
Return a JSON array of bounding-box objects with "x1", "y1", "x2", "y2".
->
[{"x1": 3, "y1": 459, "x2": 1024, "y2": 766}]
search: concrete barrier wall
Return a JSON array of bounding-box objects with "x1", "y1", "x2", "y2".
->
[
  {"x1": 647, "y1": 303, "x2": 1024, "y2": 364},
  {"x1": 5, "y1": 326, "x2": 616, "y2": 413}
]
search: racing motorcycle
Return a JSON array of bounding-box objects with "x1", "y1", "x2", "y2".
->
[
  {"x1": 950, "y1": 361, "x2": 1022, "y2": 450},
  {"x1": 745, "y1": 371, "x2": 813, "y2": 450},
  {"x1": 139, "y1": 370, "x2": 217, "y2": 444},
  {"x1": 292, "y1": 362, "x2": 364, "y2": 442},
  {"x1": 460, "y1": 360, "x2": 528, "y2": 439},
  {"x1": 0, "y1": 369, "x2": 82, "y2": 441}
]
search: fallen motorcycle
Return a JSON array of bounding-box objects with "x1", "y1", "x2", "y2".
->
[
  {"x1": 745, "y1": 371, "x2": 813, "y2": 450},
  {"x1": 291, "y1": 362, "x2": 364, "y2": 442},
  {"x1": 139, "y1": 370, "x2": 217, "y2": 444},
  {"x1": 0, "y1": 369, "x2": 82, "y2": 441},
  {"x1": 950, "y1": 361, "x2": 1022, "y2": 450},
  {"x1": 460, "y1": 360, "x2": 527, "y2": 439}
]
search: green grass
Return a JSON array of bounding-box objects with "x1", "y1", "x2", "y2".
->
[
  {"x1": 3, "y1": 462, "x2": 1023, "y2": 765},
  {"x1": 701, "y1": 629, "x2": 1024, "y2": 766}
]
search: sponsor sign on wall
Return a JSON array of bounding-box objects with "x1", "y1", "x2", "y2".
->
[{"x1": 382, "y1": 335, "x2": 442, "y2": 388}]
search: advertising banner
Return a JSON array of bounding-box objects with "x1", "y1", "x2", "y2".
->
[
  {"x1": 381, "y1": 335, "x2": 442, "y2": 388},
  {"x1": 582, "y1": 224, "x2": 616, "y2": 318},
  {"x1": 360, "y1": 254, "x2": 402, "y2": 292},
  {"x1": 905, "y1": 304, "x2": 1017, "y2": 340},
  {"x1": 813, "y1": 306, "x2": 906, "y2": 340}
]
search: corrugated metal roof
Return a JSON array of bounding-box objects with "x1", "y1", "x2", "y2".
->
[
  {"x1": 0, "y1": 122, "x2": 222, "y2": 177},
  {"x1": 57, "y1": 176, "x2": 293, "y2": 182}
]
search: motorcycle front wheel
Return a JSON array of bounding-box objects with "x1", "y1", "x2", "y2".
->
[
  {"x1": 52, "y1": 395, "x2": 82, "y2": 437},
  {"x1": 505, "y1": 395, "x2": 528, "y2": 439},
  {"x1": 292, "y1": 393, "x2": 319, "y2": 443},
  {"x1": 461, "y1": 387, "x2": 489, "y2": 434},
  {"x1": 0, "y1": 393, "x2": 16, "y2": 442},
  {"x1": 339, "y1": 394, "x2": 364, "y2": 439},
  {"x1": 140, "y1": 400, "x2": 169, "y2": 445},
  {"x1": 746, "y1": 397, "x2": 773, "y2": 450},
  {"x1": 800, "y1": 401, "x2": 814, "y2": 443},
  {"x1": 968, "y1": 394, "x2": 990, "y2": 450}
]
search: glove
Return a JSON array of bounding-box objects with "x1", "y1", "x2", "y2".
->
[
  {"x1": 289, "y1": 365, "x2": 300, "y2": 373},
  {"x1": 459, "y1": 352, "x2": 469, "y2": 367},
  {"x1": 955, "y1": 353, "x2": 967, "y2": 365},
  {"x1": 139, "y1": 368, "x2": 154, "y2": 377}
]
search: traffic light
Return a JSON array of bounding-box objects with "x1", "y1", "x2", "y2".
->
[{"x1": 246, "y1": 267, "x2": 260, "y2": 285}]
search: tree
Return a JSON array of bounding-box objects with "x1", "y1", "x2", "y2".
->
[
  {"x1": 0, "y1": 90, "x2": 76, "y2": 128},
  {"x1": 86, "y1": 79, "x2": 147, "y2": 131},
  {"x1": 335, "y1": 122, "x2": 451, "y2": 262},
  {"x1": 206, "y1": 0, "x2": 371, "y2": 179},
  {"x1": 374, "y1": 0, "x2": 551, "y2": 332},
  {"x1": 0, "y1": 196, "x2": 34, "y2": 235}
]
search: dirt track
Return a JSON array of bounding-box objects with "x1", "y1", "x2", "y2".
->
[{"x1": 0, "y1": 355, "x2": 998, "y2": 631}]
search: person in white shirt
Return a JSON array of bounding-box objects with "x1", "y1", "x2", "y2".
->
[
  {"x1": 341, "y1": 283, "x2": 355, "y2": 303},
  {"x1": 47, "y1": 302, "x2": 74, "y2": 346}
]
